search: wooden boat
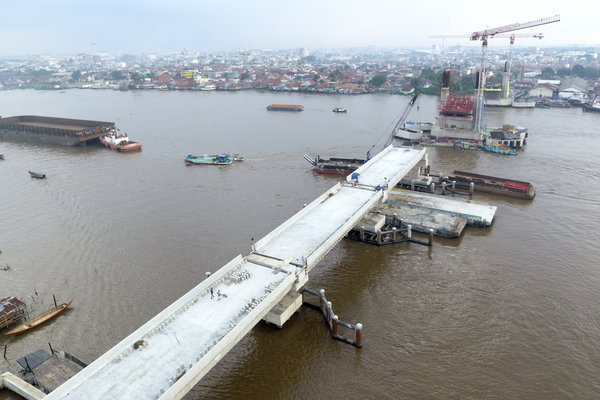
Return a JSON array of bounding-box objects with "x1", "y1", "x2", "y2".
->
[
  {"x1": 184, "y1": 153, "x2": 244, "y2": 165},
  {"x1": 4, "y1": 300, "x2": 72, "y2": 335},
  {"x1": 29, "y1": 171, "x2": 46, "y2": 179}
]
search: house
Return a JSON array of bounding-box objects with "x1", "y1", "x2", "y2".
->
[
  {"x1": 558, "y1": 77, "x2": 588, "y2": 100},
  {"x1": 529, "y1": 83, "x2": 557, "y2": 98}
]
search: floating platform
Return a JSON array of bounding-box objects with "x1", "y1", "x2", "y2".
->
[
  {"x1": 385, "y1": 189, "x2": 496, "y2": 227},
  {"x1": 349, "y1": 189, "x2": 497, "y2": 240},
  {"x1": 17, "y1": 348, "x2": 87, "y2": 394},
  {"x1": 0, "y1": 115, "x2": 115, "y2": 146}
]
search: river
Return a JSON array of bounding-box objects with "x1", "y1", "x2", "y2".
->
[{"x1": 1, "y1": 89, "x2": 599, "y2": 399}]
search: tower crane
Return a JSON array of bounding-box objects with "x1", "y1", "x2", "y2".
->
[{"x1": 430, "y1": 15, "x2": 560, "y2": 132}]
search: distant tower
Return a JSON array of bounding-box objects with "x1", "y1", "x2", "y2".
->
[{"x1": 299, "y1": 48, "x2": 309, "y2": 58}]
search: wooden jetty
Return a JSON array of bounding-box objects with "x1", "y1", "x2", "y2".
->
[{"x1": 0, "y1": 297, "x2": 26, "y2": 332}]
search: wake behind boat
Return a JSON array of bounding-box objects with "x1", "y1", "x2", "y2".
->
[
  {"x1": 99, "y1": 129, "x2": 142, "y2": 152},
  {"x1": 4, "y1": 300, "x2": 72, "y2": 335},
  {"x1": 184, "y1": 153, "x2": 244, "y2": 165}
]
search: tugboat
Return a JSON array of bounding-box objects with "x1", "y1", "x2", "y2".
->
[{"x1": 99, "y1": 129, "x2": 142, "y2": 152}]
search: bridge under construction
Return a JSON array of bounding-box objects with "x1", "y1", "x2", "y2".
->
[{"x1": 44, "y1": 146, "x2": 429, "y2": 400}]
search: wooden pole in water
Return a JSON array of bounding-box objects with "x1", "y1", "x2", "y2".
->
[
  {"x1": 355, "y1": 323, "x2": 363, "y2": 348},
  {"x1": 3, "y1": 344, "x2": 7, "y2": 359},
  {"x1": 332, "y1": 315, "x2": 339, "y2": 336},
  {"x1": 53, "y1": 294, "x2": 57, "y2": 307},
  {"x1": 428, "y1": 229, "x2": 434, "y2": 246},
  {"x1": 442, "y1": 181, "x2": 446, "y2": 195},
  {"x1": 392, "y1": 227, "x2": 397, "y2": 241},
  {"x1": 469, "y1": 181, "x2": 474, "y2": 197},
  {"x1": 376, "y1": 230, "x2": 382, "y2": 245},
  {"x1": 452, "y1": 180, "x2": 456, "y2": 191}
]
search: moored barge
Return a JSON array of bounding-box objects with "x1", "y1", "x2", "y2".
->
[
  {"x1": 445, "y1": 170, "x2": 535, "y2": 199},
  {"x1": 266, "y1": 104, "x2": 303, "y2": 111},
  {"x1": 0, "y1": 115, "x2": 115, "y2": 146}
]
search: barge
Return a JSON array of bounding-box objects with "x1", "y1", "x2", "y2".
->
[
  {"x1": 445, "y1": 170, "x2": 535, "y2": 199},
  {"x1": 303, "y1": 154, "x2": 366, "y2": 175},
  {"x1": 0, "y1": 115, "x2": 115, "y2": 146},
  {"x1": 266, "y1": 104, "x2": 303, "y2": 111}
]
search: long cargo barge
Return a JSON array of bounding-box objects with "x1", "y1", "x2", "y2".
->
[
  {"x1": 446, "y1": 170, "x2": 536, "y2": 200},
  {"x1": 0, "y1": 115, "x2": 115, "y2": 146},
  {"x1": 266, "y1": 104, "x2": 303, "y2": 111}
]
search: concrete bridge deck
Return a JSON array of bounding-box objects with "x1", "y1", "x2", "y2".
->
[{"x1": 45, "y1": 146, "x2": 427, "y2": 400}]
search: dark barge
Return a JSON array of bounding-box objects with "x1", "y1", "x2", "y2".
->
[
  {"x1": 445, "y1": 170, "x2": 536, "y2": 200},
  {"x1": 0, "y1": 115, "x2": 116, "y2": 146}
]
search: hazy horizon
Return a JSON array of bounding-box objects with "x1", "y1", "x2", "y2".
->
[{"x1": 0, "y1": 0, "x2": 596, "y2": 57}]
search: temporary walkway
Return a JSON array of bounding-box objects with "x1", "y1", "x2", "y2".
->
[{"x1": 45, "y1": 146, "x2": 428, "y2": 400}]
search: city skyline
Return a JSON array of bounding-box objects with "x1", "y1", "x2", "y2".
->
[{"x1": 0, "y1": 0, "x2": 595, "y2": 56}]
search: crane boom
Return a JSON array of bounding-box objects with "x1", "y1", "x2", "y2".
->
[
  {"x1": 382, "y1": 91, "x2": 421, "y2": 148},
  {"x1": 470, "y1": 15, "x2": 560, "y2": 40}
]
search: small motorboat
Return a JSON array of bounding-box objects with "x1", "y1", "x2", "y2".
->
[
  {"x1": 4, "y1": 300, "x2": 72, "y2": 335},
  {"x1": 0, "y1": 154, "x2": 4, "y2": 160},
  {"x1": 332, "y1": 107, "x2": 347, "y2": 113},
  {"x1": 29, "y1": 171, "x2": 46, "y2": 179}
]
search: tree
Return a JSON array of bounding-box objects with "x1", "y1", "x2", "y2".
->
[
  {"x1": 556, "y1": 68, "x2": 571, "y2": 77},
  {"x1": 572, "y1": 65, "x2": 585, "y2": 78},
  {"x1": 240, "y1": 71, "x2": 250, "y2": 80},
  {"x1": 110, "y1": 70, "x2": 125, "y2": 80},
  {"x1": 71, "y1": 70, "x2": 81, "y2": 81},
  {"x1": 540, "y1": 67, "x2": 555, "y2": 79},
  {"x1": 370, "y1": 73, "x2": 387, "y2": 86},
  {"x1": 313, "y1": 74, "x2": 320, "y2": 82}
]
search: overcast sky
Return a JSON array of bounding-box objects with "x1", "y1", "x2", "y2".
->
[{"x1": 0, "y1": 0, "x2": 594, "y2": 56}]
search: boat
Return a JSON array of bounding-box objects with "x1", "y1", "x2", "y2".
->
[
  {"x1": 481, "y1": 142, "x2": 518, "y2": 155},
  {"x1": 332, "y1": 107, "x2": 347, "y2": 113},
  {"x1": 404, "y1": 121, "x2": 433, "y2": 132},
  {"x1": 266, "y1": 104, "x2": 303, "y2": 111},
  {"x1": 445, "y1": 170, "x2": 535, "y2": 199},
  {"x1": 512, "y1": 99, "x2": 536, "y2": 108},
  {"x1": 486, "y1": 124, "x2": 527, "y2": 148},
  {"x1": 583, "y1": 96, "x2": 600, "y2": 112},
  {"x1": 0, "y1": 154, "x2": 4, "y2": 160},
  {"x1": 303, "y1": 154, "x2": 366, "y2": 175},
  {"x1": 184, "y1": 153, "x2": 244, "y2": 165},
  {"x1": 4, "y1": 300, "x2": 72, "y2": 335},
  {"x1": 99, "y1": 129, "x2": 142, "y2": 152},
  {"x1": 28, "y1": 171, "x2": 46, "y2": 179},
  {"x1": 393, "y1": 127, "x2": 423, "y2": 141}
]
